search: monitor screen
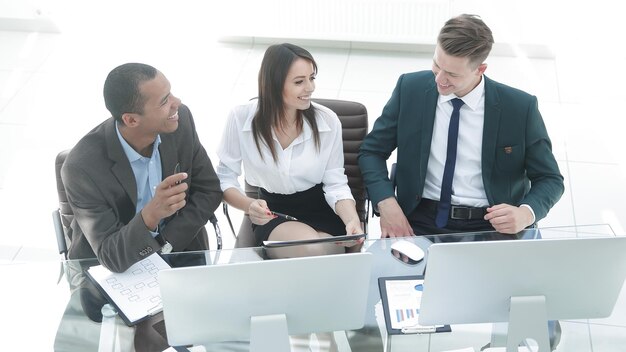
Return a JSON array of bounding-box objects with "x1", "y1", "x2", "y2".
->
[
  {"x1": 159, "y1": 252, "x2": 372, "y2": 348},
  {"x1": 418, "y1": 236, "x2": 626, "y2": 350},
  {"x1": 419, "y1": 236, "x2": 626, "y2": 326}
]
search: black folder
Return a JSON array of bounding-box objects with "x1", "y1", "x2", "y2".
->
[{"x1": 378, "y1": 275, "x2": 451, "y2": 335}]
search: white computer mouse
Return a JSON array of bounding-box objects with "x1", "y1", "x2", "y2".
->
[{"x1": 390, "y1": 239, "x2": 425, "y2": 263}]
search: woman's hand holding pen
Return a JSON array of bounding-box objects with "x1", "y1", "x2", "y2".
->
[
  {"x1": 247, "y1": 199, "x2": 299, "y2": 225},
  {"x1": 247, "y1": 199, "x2": 275, "y2": 225}
]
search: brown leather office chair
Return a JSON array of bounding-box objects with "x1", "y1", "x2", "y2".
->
[
  {"x1": 53, "y1": 149, "x2": 224, "y2": 256},
  {"x1": 224, "y1": 98, "x2": 369, "y2": 248}
]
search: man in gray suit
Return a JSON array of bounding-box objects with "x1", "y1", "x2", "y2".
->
[{"x1": 62, "y1": 63, "x2": 222, "y2": 273}]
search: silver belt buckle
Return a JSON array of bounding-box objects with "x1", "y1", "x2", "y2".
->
[{"x1": 450, "y1": 206, "x2": 466, "y2": 220}]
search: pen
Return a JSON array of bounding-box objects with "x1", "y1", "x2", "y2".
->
[
  {"x1": 174, "y1": 163, "x2": 181, "y2": 216},
  {"x1": 174, "y1": 163, "x2": 181, "y2": 183},
  {"x1": 271, "y1": 211, "x2": 298, "y2": 221}
]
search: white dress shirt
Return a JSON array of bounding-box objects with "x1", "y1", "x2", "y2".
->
[
  {"x1": 216, "y1": 100, "x2": 354, "y2": 212},
  {"x1": 422, "y1": 77, "x2": 489, "y2": 207}
]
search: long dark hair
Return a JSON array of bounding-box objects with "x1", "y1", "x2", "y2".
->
[{"x1": 252, "y1": 43, "x2": 320, "y2": 162}]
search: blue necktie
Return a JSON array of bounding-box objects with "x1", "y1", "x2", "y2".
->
[{"x1": 436, "y1": 98, "x2": 464, "y2": 228}]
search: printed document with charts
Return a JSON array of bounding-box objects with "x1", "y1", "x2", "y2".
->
[{"x1": 86, "y1": 252, "x2": 170, "y2": 326}]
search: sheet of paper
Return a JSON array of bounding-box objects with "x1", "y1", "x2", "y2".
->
[
  {"x1": 385, "y1": 278, "x2": 444, "y2": 331},
  {"x1": 87, "y1": 253, "x2": 170, "y2": 323}
]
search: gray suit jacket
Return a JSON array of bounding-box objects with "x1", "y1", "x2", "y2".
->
[
  {"x1": 359, "y1": 71, "x2": 564, "y2": 222},
  {"x1": 62, "y1": 104, "x2": 222, "y2": 272}
]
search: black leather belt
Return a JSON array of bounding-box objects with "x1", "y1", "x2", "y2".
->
[{"x1": 419, "y1": 198, "x2": 487, "y2": 220}]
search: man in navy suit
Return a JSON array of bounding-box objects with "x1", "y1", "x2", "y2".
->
[
  {"x1": 359, "y1": 14, "x2": 564, "y2": 238},
  {"x1": 358, "y1": 14, "x2": 564, "y2": 350}
]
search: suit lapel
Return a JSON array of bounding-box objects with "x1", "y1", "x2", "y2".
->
[
  {"x1": 159, "y1": 134, "x2": 177, "y2": 179},
  {"x1": 104, "y1": 118, "x2": 138, "y2": 207},
  {"x1": 158, "y1": 134, "x2": 179, "y2": 225},
  {"x1": 481, "y1": 76, "x2": 501, "y2": 201},
  {"x1": 420, "y1": 83, "x2": 439, "y2": 178}
]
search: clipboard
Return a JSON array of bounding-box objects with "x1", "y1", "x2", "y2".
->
[
  {"x1": 378, "y1": 275, "x2": 451, "y2": 335},
  {"x1": 263, "y1": 233, "x2": 366, "y2": 248},
  {"x1": 85, "y1": 252, "x2": 170, "y2": 326}
]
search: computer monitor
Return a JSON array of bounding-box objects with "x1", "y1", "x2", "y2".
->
[
  {"x1": 159, "y1": 252, "x2": 373, "y2": 351},
  {"x1": 419, "y1": 236, "x2": 626, "y2": 351}
]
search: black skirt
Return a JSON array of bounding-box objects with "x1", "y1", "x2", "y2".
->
[{"x1": 252, "y1": 183, "x2": 346, "y2": 245}]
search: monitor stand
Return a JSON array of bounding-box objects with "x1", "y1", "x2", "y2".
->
[
  {"x1": 250, "y1": 314, "x2": 291, "y2": 352},
  {"x1": 490, "y1": 295, "x2": 551, "y2": 352}
]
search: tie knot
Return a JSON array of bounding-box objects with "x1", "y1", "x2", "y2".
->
[{"x1": 451, "y1": 98, "x2": 464, "y2": 110}]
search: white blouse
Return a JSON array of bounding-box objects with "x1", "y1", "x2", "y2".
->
[{"x1": 216, "y1": 100, "x2": 354, "y2": 212}]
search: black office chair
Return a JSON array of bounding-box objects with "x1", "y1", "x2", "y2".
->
[
  {"x1": 52, "y1": 149, "x2": 224, "y2": 257},
  {"x1": 223, "y1": 98, "x2": 369, "y2": 248},
  {"x1": 52, "y1": 150, "x2": 72, "y2": 259}
]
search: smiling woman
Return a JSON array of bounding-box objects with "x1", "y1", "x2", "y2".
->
[{"x1": 215, "y1": 43, "x2": 364, "y2": 260}]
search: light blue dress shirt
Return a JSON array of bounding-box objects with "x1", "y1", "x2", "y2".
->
[{"x1": 115, "y1": 122, "x2": 162, "y2": 235}]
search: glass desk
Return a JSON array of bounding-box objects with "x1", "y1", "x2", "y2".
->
[{"x1": 1, "y1": 225, "x2": 624, "y2": 351}]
